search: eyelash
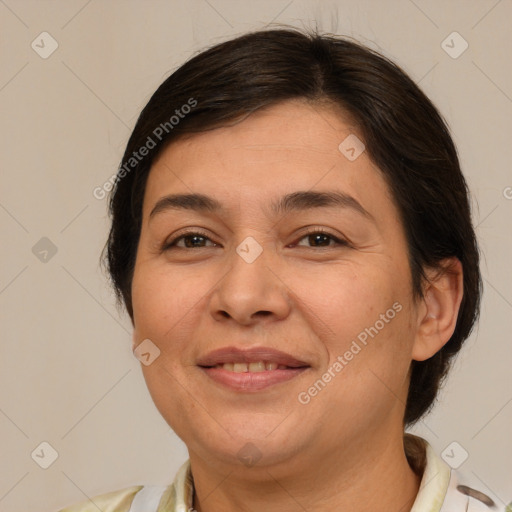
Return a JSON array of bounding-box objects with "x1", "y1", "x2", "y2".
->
[{"x1": 162, "y1": 228, "x2": 349, "y2": 251}]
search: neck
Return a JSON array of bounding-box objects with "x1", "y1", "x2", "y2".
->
[{"x1": 189, "y1": 431, "x2": 422, "y2": 512}]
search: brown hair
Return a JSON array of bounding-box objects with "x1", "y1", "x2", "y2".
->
[{"x1": 105, "y1": 27, "x2": 482, "y2": 427}]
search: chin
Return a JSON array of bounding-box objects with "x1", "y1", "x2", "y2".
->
[
  {"x1": 201, "y1": 438, "x2": 302, "y2": 472},
  {"x1": 182, "y1": 416, "x2": 308, "y2": 469}
]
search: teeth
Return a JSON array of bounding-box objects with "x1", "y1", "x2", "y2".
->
[
  {"x1": 249, "y1": 362, "x2": 266, "y2": 372},
  {"x1": 215, "y1": 361, "x2": 289, "y2": 372}
]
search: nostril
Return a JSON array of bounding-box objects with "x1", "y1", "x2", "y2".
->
[{"x1": 217, "y1": 310, "x2": 271, "y2": 320}]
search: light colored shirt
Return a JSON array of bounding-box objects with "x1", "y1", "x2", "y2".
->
[{"x1": 57, "y1": 434, "x2": 510, "y2": 512}]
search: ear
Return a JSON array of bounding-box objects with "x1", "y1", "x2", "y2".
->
[{"x1": 412, "y1": 257, "x2": 464, "y2": 361}]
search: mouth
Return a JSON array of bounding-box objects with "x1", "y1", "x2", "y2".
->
[
  {"x1": 209, "y1": 361, "x2": 296, "y2": 372},
  {"x1": 197, "y1": 346, "x2": 310, "y2": 391}
]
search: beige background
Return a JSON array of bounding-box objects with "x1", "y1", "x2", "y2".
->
[{"x1": 0, "y1": 1, "x2": 511, "y2": 510}]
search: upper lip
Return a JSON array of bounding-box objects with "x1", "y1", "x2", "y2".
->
[{"x1": 197, "y1": 346, "x2": 310, "y2": 368}]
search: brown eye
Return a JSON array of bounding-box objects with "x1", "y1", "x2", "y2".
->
[
  {"x1": 295, "y1": 229, "x2": 348, "y2": 248},
  {"x1": 163, "y1": 231, "x2": 217, "y2": 250}
]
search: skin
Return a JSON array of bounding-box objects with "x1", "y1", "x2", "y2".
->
[{"x1": 131, "y1": 99, "x2": 463, "y2": 511}]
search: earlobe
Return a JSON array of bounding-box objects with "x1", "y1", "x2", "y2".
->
[{"x1": 412, "y1": 258, "x2": 464, "y2": 362}]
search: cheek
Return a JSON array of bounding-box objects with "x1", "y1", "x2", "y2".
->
[
  {"x1": 132, "y1": 263, "x2": 211, "y2": 343},
  {"x1": 292, "y1": 261, "x2": 405, "y2": 341},
  {"x1": 132, "y1": 265, "x2": 209, "y2": 431},
  {"x1": 296, "y1": 259, "x2": 414, "y2": 391}
]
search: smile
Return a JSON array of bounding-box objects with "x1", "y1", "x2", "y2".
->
[
  {"x1": 196, "y1": 346, "x2": 310, "y2": 391},
  {"x1": 200, "y1": 365, "x2": 308, "y2": 391},
  {"x1": 214, "y1": 361, "x2": 290, "y2": 372}
]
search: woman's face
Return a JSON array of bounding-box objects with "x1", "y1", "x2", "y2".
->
[{"x1": 131, "y1": 99, "x2": 423, "y2": 470}]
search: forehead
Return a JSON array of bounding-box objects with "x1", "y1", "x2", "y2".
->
[{"x1": 144, "y1": 100, "x2": 396, "y2": 222}]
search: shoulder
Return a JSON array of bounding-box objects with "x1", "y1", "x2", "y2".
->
[
  {"x1": 443, "y1": 476, "x2": 512, "y2": 512},
  {"x1": 406, "y1": 434, "x2": 511, "y2": 512},
  {"x1": 55, "y1": 460, "x2": 191, "y2": 512},
  {"x1": 56, "y1": 484, "x2": 143, "y2": 512}
]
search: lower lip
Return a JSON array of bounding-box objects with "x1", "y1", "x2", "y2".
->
[{"x1": 200, "y1": 367, "x2": 308, "y2": 391}]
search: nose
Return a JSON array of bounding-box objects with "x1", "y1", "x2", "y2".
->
[{"x1": 208, "y1": 241, "x2": 292, "y2": 326}]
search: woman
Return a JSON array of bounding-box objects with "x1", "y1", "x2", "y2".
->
[{"x1": 59, "y1": 27, "x2": 507, "y2": 512}]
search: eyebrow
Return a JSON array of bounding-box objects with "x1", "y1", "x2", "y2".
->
[{"x1": 149, "y1": 190, "x2": 374, "y2": 221}]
